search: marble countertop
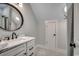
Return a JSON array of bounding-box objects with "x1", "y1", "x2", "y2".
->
[{"x1": 0, "y1": 36, "x2": 35, "y2": 52}]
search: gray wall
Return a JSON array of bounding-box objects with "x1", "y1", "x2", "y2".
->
[
  {"x1": 30, "y1": 3, "x2": 67, "y2": 50},
  {"x1": 0, "y1": 3, "x2": 38, "y2": 44},
  {"x1": 57, "y1": 20, "x2": 67, "y2": 49}
]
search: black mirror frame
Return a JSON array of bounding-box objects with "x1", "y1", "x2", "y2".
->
[{"x1": 0, "y1": 3, "x2": 24, "y2": 31}]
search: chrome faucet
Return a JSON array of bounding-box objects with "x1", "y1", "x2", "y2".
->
[{"x1": 12, "y1": 32, "x2": 17, "y2": 39}]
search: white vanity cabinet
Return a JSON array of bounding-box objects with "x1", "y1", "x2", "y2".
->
[
  {"x1": 0, "y1": 38, "x2": 35, "y2": 56},
  {"x1": 0, "y1": 43, "x2": 26, "y2": 56}
]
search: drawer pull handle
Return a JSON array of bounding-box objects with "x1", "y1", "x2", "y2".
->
[
  {"x1": 24, "y1": 53, "x2": 27, "y2": 55},
  {"x1": 29, "y1": 47, "x2": 33, "y2": 50},
  {"x1": 29, "y1": 52, "x2": 34, "y2": 56}
]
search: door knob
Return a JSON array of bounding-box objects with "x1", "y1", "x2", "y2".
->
[
  {"x1": 53, "y1": 34, "x2": 56, "y2": 36},
  {"x1": 70, "y1": 42, "x2": 76, "y2": 48}
]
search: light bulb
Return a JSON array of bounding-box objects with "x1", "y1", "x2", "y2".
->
[{"x1": 64, "y1": 5, "x2": 67, "y2": 13}]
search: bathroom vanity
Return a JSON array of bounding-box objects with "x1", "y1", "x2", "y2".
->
[{"x1": 0, "y1": 37, "x2": 35, "y2": 56}]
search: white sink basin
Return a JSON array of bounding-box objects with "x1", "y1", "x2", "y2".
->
[
  {"x1": 17, "y1": 36, "x2": 35, "y2": 40},
  {"x1": 0, "y1": 41, "x2": 8, "y2": 50},
  {"x1": 16, "y1": 37, "x2": 29, "y2": 40}
]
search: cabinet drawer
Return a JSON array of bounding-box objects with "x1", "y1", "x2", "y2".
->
[
  {"x1": 16, "y1": 50, "x2": 26, "y2": 56},
  {"x1": 27, "y1": 40, "x2": 35, "y2": 47},
  {"x1": 0, "y1": 43, "x2": 26, "y2": 56}
]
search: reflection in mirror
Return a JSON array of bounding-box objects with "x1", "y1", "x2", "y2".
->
[{"x1": 0, "y1": 3, "x2": 23, "y2": 31}]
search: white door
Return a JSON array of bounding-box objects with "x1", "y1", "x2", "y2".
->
[{"x1": 45, "y1": 20, "x2": 57, "y2": 49}]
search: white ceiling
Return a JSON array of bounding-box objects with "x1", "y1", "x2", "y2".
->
[{"x1": 30, "y1": 3, "x2": 65, "y2": 21}]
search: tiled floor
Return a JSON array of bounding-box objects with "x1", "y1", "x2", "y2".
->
[{"x1": 35, "y1": 47, "x2": 66, "y2": 56}]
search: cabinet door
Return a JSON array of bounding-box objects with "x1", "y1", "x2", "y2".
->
[{"x1": 0, "y1": 43, "x2": 26, "y2": 56}]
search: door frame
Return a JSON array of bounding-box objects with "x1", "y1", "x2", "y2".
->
[
  {"x1": 70, "y1": 3, "x2": 74, "y2": 56},
  {"x1": 67, "y1": 3, "x2": 75, "y2": 56}
]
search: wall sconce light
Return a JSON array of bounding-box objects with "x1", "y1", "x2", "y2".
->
[
  {"x1": 18, "y1": 3, "x2": 23, "y2": 7},
  {"x1": 64, "y1": 4, "x2": 67, "y2": 19},
  {"x1": 64, "y1": 5, "x2": 67, "y2": 13}
]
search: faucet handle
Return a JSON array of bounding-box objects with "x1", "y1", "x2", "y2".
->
[
  {"x1": 4, "y1": 37, "x2": 10, "y2": 41},
  {"x1": 0, "y1": 40, "x2": 1, "y2": 42},
  {"x1": 12, "y1": 32, "x2": 17, "y2": 39}
]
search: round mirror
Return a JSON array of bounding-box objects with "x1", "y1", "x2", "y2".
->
[{"x1": 0, "y1": 3, "x2": 24, "y2": 31}]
